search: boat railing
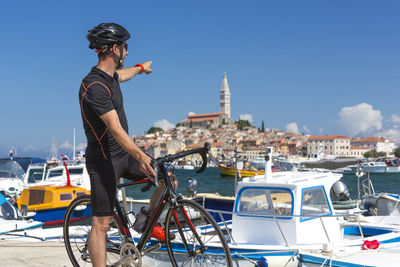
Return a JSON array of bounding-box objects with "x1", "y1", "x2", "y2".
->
[{"x1": 206, "y1": 208, "x2": 365, "y2": 247}]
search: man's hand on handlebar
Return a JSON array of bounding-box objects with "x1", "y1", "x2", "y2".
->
[{"x1": 138, "y1": 153, "x2": 156, "y2": 182}]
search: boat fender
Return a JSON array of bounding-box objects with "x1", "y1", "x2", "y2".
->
[
  {"x1": 362, "y1": 240, "x2": 380, "y2": 250},
  {"x1": 255, "y1": 257, "x2": 268, "y2": 267}
]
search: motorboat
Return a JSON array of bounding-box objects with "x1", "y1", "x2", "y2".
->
[
  {"x1": 217, "y1": 162, "x2": 265, "y2": 178},
  {"x1": 0, "y1": 157, "x2": 46, "y2": 197},
  {"x1": 143, "y1": 148, "x2": 400, "y2": 266},
  {"x1": 17, "y1": 162, "x2": 91, "y2": 226},
  {"x1": 23, "y1": 161, "x2": 90, "y2": 191},
  {"x1": 345, "y1": 160, "x2": 400, "y2": 174},
  {"x1": 0, "y1": 192, "x2": 43, "y2": 234}
]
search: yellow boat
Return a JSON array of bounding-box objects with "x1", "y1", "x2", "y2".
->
[
  {"x1": 17, "y1": 185, "x2": 90, "y2": 226},
  {"x1": 217, "y1": 163, "x2": 265, "y2": 178}
]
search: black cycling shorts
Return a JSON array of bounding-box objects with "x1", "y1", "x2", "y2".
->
[{"x1": 86, "y1": 153, "x2": 146, "y2": 216}]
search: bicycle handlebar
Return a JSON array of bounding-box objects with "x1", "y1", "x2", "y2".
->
[
  {"x1": 140, "y1": 142, "x2": 211, "y2": 192},
  {"x1": 155, "y1": 142, "x2": 211, "y2": 174}
]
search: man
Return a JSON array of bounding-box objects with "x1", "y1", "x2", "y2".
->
[{"x1": 79, "y1": 23, "x2": 166, "y2": 267}]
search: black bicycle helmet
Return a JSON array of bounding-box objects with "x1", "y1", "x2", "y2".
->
[{"x1": 86, "y1": 23, "x2": 130, "y2": 50}]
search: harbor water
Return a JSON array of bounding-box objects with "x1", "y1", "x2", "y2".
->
[{"x1": 124, "y1": 167, "x2": 400, "y2": 200}]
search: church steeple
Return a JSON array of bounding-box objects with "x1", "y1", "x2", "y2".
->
[{"x1": 220, "y1": 72, "x2": 231, "y2": 118}]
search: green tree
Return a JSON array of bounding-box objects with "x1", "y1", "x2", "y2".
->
[
  {"x1": 147, "y1": 126, "x2": 164, "y2": 134},
  {"x1": 376, "y1": 151, "x2": 387, "y2": 157},
  {"x1": 364, "y1": 151, "x2": 374, "y2": 158},
  {"x1": 394, "y1": 148, "x2": 400, "y2": 158},
  {"x1": 176, "y1": 122, "x2": 182, "y2": 127},
  {"x1": 236, "y1": 120, "x2": 252, "y2": 130},
  {"x1": 261, "y1": 120, "x2": 265, "y2": 132},
  {"x1": 189, "y1": 119, "x2": 193, "y2": 128},
  {"x1": 222, "y1": 118, "x2": 226, "y2": 125}
]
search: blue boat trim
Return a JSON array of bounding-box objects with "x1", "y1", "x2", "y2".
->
[{"x1": 299, "y1": 253, "x2": 374, "y2": 267}]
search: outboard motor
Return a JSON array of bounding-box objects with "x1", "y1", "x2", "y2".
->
[
  {"x1": 330, "y1": 181, "x2": 350, "y2": 201},
  {"x1": 186, "y1": 178, "x2": 198, "y2": 197}
]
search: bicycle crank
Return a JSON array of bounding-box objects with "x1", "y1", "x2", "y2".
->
[{"x1": 114, "y1": 242, "x2": 142, "y2": 267}]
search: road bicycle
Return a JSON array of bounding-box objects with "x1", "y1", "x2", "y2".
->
[{"x1": 63, "y1": 142, "x2": 232, "y2": 266}]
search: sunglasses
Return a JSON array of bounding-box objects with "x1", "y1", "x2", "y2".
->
[{"x1": 122, "y1": 42, "x2": 128, "y2": 51}]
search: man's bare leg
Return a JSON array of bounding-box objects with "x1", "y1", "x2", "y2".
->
[{"x1": 89, "y1": 216, "x2": 112, "y2": 267}]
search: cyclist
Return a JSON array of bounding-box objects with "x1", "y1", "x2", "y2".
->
[{"x1": 79, "y1": 22, "x2": 167, "y2": 267}]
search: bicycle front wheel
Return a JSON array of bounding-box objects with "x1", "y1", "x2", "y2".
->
[
  {"x1": 63, "y1": 195, "x2": 126, "y2": 267},
  {"x1": 165, "y1": 199, "x2": 232, "y2": 267}
]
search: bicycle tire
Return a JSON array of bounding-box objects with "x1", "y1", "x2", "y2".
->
[
  {"x1": 165, "y1": 199, "x2": 232, "y2": 267},
  {"x1": 63, "y1": 195, "x2": 126, "y2": 267}
]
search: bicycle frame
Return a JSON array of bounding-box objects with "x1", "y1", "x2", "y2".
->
[{"x1": 112, "y1": 158, "x2": 207, "y2": 257}]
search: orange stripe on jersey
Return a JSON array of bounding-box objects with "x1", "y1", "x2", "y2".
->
[{"x1": 80, "y1": 81, "x2": 112, "y2": 160}]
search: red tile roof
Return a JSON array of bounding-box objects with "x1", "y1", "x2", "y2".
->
[
  {"x1": 351, "y1": 137, "x2": 386, "y2": 143},
  {"x1": 308, "y1": 135, "x2": 349, "y2": 140}
]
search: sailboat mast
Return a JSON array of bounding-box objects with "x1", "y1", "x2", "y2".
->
[{"x1": 73, "y1": 128, "x2": 76, "y2": 161}]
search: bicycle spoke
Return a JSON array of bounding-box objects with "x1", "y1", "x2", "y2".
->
[{"x1": 165, "y1": 199, "x2": 232, "y2": 267}]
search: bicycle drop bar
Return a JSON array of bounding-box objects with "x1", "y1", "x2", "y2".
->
[
  {"x1": 140, "y1": 142, "x2": 211, "y2": 192},
  {"x1": 156, "y1": 142, "x2": 211, "y2": 174}
]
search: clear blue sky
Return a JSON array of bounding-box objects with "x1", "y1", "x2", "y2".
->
[{"x1": 1, "y1": 0, "x2": 400, "y2": 157}]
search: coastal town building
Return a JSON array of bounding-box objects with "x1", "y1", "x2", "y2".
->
[
  {"x1": 307, "y1": 135, "x2": 351, "y2": 157},
  {"x1": 180, "y1": 112, "x2": 230, "y2": 129},
  {"x1": 349, "y1": 146, "x2": 369, "y2": 157},
  {"x1": 351, "y1": 137, "x2": 396, "y2": 155}
]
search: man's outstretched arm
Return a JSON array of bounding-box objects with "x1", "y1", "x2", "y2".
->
[
  {"x1": 117, "y1": 61, "x2": 153, "y2": 83},
  {"x1": 100, "y1": 109, "x2": 156, "y2": 179}
]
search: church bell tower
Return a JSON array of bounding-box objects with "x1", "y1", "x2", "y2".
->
[{"x1": 220, "y1": 72, "x2": 231, "y2": 118}]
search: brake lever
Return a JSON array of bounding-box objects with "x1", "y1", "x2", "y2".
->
[
  {"x1": 208, "y1": 150, "x2": 217, "y2": 166},
  {"x1": 196, "y1": 142, "x2": 211, "y2": 173},
  {"x1": 147, "y1": 157, "x2": 158, "y2": 187}
]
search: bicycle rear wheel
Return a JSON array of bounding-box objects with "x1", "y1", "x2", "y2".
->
[
  {"x1": 63, "y1": 195, "x2": 126, "y2": 267},
  {"x1": 165, "y1": 199, "x2": 232, "y2": 267}
]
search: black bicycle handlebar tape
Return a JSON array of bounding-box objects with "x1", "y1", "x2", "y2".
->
[{"x1": 196, "y1": 142, "x2": 211, "y2": 173}]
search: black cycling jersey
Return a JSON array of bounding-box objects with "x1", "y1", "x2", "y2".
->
[{"x1": 79, "y1": 67, "x2": 129, "y2": 160}]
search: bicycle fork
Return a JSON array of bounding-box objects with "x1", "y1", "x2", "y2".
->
[{"x1": 172, "y1": 206, "x2": 206, "y2": 257}]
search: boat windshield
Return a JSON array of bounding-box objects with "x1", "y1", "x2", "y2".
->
[
  {"x1": 27, "y1": 168, "x2": 46, "y2": 183},
  {"x1": 69, "y1": 168, "x2": 83, "y2": 175},
  {"x1": 301, "y1": 186, "x2": 331, "y2": 220},
  {"x1": 0, "y1": 170, "x2": 18, "y2": 179},
  {"x1": 238, "y1": 187, "x2": 293, "y2": 216},
  {"x1": 48, "y1": 169, "x2": 63, "y2": 178}
]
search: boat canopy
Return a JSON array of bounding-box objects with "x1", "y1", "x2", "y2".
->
[{"x1": 0, "y1": 157, "x2": 46, "y2": 179}]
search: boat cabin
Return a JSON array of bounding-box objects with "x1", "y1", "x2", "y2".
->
[
  {"x1": 23, "y1": 163, "x2": 90, "y2": 190},
  {"x1": 231, "y1": 171, "x2": 343, "y2": 245},
  {"x1": 17, "y1": 185, "x2": 89, "y2": 213}
]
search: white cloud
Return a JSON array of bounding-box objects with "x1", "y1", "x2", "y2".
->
[
  {"x1": 239, "y1": 114, "x2": 253, "y2": 123},
  {"x1": 23, "y1": 146, "x2": 38, "y2": 152},
  {"x1": 76, "y1": 143, "x2": 87, "y2": 151},
  {"x1": 188, "y1": 111, "x2": 196, "y2": 116},
  {"x1": 318, "y1": 128, "x2": 324, "y2": 133},
  {"x1": 391, "y1": 114, "x2": 400, "y2": 124},
  {"x1": 375, "y1": 128, "x2": 400, "y2": 144},
  {"x1": 338, "y1": 103, "x2": 382, "y2": 136},
  {"x1": 154, "y1": 119, "x2": 174, "y2": 131},
  {"x1": 286, "y1": 122, "x2": 299, "y2": 134},
  {"x1": 302, "y1": 125, "x2": 311, "y2": 134},
  {"x1": 59, "y1": 141, "x2": 73, "y2": 150}
]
